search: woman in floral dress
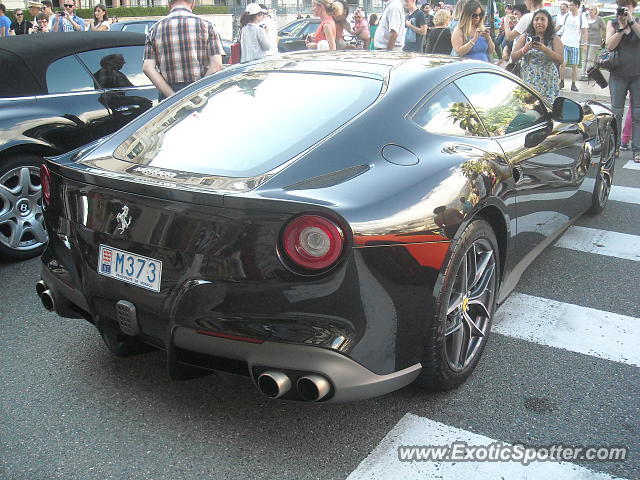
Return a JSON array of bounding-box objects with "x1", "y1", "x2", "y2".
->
[{"x1": 511, "y1": 9, "x2": 564, "y2": 104}]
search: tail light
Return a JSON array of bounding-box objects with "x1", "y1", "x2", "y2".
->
[
  {"x1": 40, "y1": 163, "x2": 51, "y2": 207},
  {"x1": 282, "y1": 215, "x2": 345, "y2": 271}
]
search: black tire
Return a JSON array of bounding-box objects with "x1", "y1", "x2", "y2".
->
[
  {"x1": 590, "y1": 124, "x2": 616, "y2": 215},
  {"x1": 0, "y1": 154, "x2": 48, "y2": 260},
  {"x1": 418, "y1": 219, "x2": 499, "y2": 390},
  {"x1": 96, "y1": 318, "x2": 154, "y2": 357}
]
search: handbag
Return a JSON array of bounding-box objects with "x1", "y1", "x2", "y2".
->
[
  {"x1": 586, "y1": 65, "x2": 608, "y2": 88},
  {"x1": 505, "y1": 59, "x2": 521, "y2": 77},
  {"x1": 594, "y1": 47, "x2": 620, "y2": 71}
]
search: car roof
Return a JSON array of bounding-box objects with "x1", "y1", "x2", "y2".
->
[
  {"x1": 0, "y1": 31, "x2": 146, "y2": 97},
  {"x1": 256, "y1": 50, "x2": 461, "y2": 79}
]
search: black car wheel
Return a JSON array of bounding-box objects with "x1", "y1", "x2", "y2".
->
[
  {"x1": 419, "y1": 219, "x2": 499, "y2": 390},
  {"x1": 0, "y1": 154, "x2": 48, "y2": 260},
  {"x1": 590, "y1": 124, "x2": 616, "y2": 214}
]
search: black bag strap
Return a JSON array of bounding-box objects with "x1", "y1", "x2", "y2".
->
[{"x1": 433, "y1": 27, "x2": 447, "y2": 53}]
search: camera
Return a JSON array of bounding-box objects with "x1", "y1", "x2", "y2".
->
[
  {"x1": 56, "y1": 9, "x2": 65, "y2": 15},
  {"x1": 616, "y1": 7, "x2": 627, "y2": 16},
  {"x1": 527, "y1": 35, "x2": 541, "y2": 43}
]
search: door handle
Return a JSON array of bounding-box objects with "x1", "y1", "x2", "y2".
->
[{"x1": 114, "y1": 105, "x2": 140, "y2": 113}]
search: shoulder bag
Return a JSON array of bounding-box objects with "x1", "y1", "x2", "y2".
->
[{"x1": 594, "y1": 47, "x2": 620, "y2": 70}]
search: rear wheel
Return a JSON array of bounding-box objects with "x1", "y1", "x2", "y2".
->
[
  {"x1": 590, "y1": 124, "x2": 616, "y2": 214},
  {"x1": 418, "y1": 219, "x2": 499, "y2": 390},
  {"x1": 0, "y1": 154, "x2": 48, "y2": 260}
]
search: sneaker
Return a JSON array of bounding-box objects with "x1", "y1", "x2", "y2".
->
[
  {"x1": 559, "y1": 80, "x2": 564, "y2": 89},
  {"x1": 620, "y1": 143, "x2": 630, "y2": 151},
  {"x1": 571, "y1": 82, "x2": 578, "y2": 92},
  {"x1": 634, "y1": 152, "x2": 640, "y2": 164}
]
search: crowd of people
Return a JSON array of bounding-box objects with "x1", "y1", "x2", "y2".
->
[
  {"x1": 0, "y1": 0, "x2": 117, "y2": 34},
  {"x1": 1, "y1": 0, "x2": 637, "y2": 161}
]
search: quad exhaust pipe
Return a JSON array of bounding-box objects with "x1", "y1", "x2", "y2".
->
[
  {"x1": 257, "y1": 371, "x2": 332, "y2": 402},
  {"x1": 36, "y1": 280, "x2": 56, "y2": 312},
  {"x1": 257, "y1": 371, "x2": 292, "y2": 399},
  {"x1": 297, "y1": 374, "x2": 331, "y2": 402}
]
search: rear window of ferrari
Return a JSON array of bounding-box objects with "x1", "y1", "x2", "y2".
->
[{"x1": 113, "y1": 71, "x2": 382, "y2": 178}]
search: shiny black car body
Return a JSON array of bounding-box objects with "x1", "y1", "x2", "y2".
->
[
  {"x1": 0, "y1": 32, "x2": 157, "y2": 259},
  {"x1": 38, "y1": 52, "x2": 616, "y2": 402},
  {"x1": 278, "y1": 18, "x2": 320, "y2": 52}
]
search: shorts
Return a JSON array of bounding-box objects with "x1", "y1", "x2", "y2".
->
[{"x1": 564, "y1": 46, "x2": 581, "y2": 66}]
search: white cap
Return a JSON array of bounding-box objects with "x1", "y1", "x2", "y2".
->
[{"x1": 245, "y1": 3, "x2": 267, "y2": 14}]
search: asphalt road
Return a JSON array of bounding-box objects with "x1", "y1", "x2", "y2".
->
[{"x1": 1, "y1": 151, "x2": 638, "y2": 480}]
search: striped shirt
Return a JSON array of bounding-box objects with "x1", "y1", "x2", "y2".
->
[{"x1": 144, "y1": 6, "x2": 222, "y2": 84}]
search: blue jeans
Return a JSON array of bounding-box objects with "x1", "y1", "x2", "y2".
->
[{"x1": 609, "y1": 73, "x2": 640, "y2": 154}]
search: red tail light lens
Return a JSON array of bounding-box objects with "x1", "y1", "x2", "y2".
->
[
  {"x1": 282, "y1": 215, "x2": 345, "y2": 271},
  {"x1": 40, "y1": 164, "x2": 51, "y2": 206}
]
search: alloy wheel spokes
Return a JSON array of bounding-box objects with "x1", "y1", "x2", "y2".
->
[
  {"x1": 445, "y1": 238, "x2": 496, "y2": 371},
  {"x1": 0, "y1": 166, "x2": 47, "y2": 251},
  {"x1": 462, "y1": 309, "x2": 486, "y2": 338},
  {"x1": 447, "y1": 291, "x2": 464, "y2": 315},
  {"x1": 469, "y1": 251, "x2": 494, "y2": 295}
]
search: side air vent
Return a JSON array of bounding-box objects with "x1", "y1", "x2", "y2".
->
[{"x1": 284, "y1": 165, "x2": 370, "y2": 191}]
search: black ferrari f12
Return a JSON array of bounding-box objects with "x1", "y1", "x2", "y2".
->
[{"x1": 37, "y1": 52, "x2": 616, "y2": 402}]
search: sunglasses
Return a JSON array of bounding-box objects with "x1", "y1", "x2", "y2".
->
[
  {"x1": 64, "y1": 4, "x2": 74, "y2": 7},
  {"x1": 16, "y1": 12, "x2": 24, "y2": 15},
  {"x1": 472, "y1": 11, "x2": 484, "y2": 18}
]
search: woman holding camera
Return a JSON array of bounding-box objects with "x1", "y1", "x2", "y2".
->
[
  {"x1": 606, "y1": 0, "x2": 640, "y2": 162},
  {"x1": 451, "y1": 0, "x2": 495, "y2": 61},
  {"x1": 239, "y1": 3, "x2": 271, "y2": 63},
  {"x1": 511, "y1": 9, "x2": 563, "y2": 104}
]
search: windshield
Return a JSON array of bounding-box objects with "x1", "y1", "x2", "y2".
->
[{"x1": 113, "y1": 71, "x2": 382, "y2": 178}]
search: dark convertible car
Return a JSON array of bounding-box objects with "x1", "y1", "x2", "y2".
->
[
  {"x1": 0, "y1": 32, "x2": 157, "y2": 259},
  {"x1": 37, "y1": 52, "x2": 615, "y2": 402}
]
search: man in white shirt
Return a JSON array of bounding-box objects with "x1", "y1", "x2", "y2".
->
[
  {"x1": 374, "y1": 0, "x2": 406, "y2": 50},
  {"x1": 503, "y1": 0, "x2": 543, "y2": 42},
  {"x1": 555, "y1": 2, "x2": 568, "y2": 33},
  {"x1": 559, "y1": 0, "x2": 588, "y2": 91}
]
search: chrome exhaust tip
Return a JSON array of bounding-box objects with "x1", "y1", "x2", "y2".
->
[
  {"x1": 41, "y1": 289, "x2": 56, "y2": 312},
  {"x1": 297, "y1": 374, "x2": 331, "y2": 402},
  {"x1": 257, "y1": 371, "x2": 292, "y2": 399},
  {"x1": 36, "y1": 280, "x2": 47, "y2": 298}
]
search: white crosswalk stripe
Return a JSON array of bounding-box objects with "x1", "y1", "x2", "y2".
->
[
  {"x1": 554, "y1": 226, "x2": 640, "y2": 261},
  {"x1": 622, "y1": 160, "x2": 640, "y2": 171},
  {"x1": 346, "y1": 414, "x2": 628, "y2": 480},
  {"x1": 608, "y1": 185, "x2": 640, "y2": 204},
  {"x1": 493, "y1": 293, "x2": 640, "y2": 367}
]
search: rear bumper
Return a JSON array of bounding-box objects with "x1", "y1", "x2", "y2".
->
[
  {"x1": 38, "y1": 259, "x2": 423, "y2": 402},
  {"x1": 173, "y1": 327, "x2": 422, "y2": 402}
]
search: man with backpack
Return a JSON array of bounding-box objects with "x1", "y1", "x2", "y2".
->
[{"x1": 559, "y1": 0, "x2": 588, "y2": 91}]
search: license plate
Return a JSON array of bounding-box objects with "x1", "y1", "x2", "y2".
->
[{"x1": 98, "y1": 245, "x2": 162, "y2": 292}]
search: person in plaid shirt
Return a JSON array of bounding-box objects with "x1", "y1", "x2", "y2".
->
[{"x1": 143, "y1": 0, "x2": 223, "y2": 101}]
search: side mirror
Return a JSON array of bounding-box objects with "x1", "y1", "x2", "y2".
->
[{"x1": 552, "y1": 97, "x2": 584, "y2": 123}]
